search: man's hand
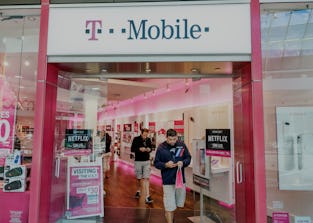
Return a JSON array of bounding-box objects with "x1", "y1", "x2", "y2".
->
[
  {"x1": 177, "y1": 161, "x2": 183, "y2": 168},
  {"x1": 139, "y1": 147, "x2": 150, "y2": 152},
  {"x1": 165, "y1": 161, "x2": 177, "y2": 168}
]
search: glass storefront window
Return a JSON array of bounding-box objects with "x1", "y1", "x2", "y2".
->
[
  {"x1": 261, "y1": 4, "x2": 313, "y2": 221},
  {"x1": 0, "y1": 8, "x2": 40, "y2": 179}
]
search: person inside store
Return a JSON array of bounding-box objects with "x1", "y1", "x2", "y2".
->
[
  {"x1": 130, "y1": 128, "x2": 153, "y2": 204},
  {"x1": 101, "y1": 130, "x2": 112, "y2": 179},
  {"x1": 154, "y1": 128, "x2": 191, "y2": 223},
  {"x1": 14, "y1": 134, "x2": 21, "y2": 150}
]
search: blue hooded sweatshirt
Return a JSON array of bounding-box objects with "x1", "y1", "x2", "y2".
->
[{"x1": 154, "y1": 141, "x2": 191, "y2": 185}]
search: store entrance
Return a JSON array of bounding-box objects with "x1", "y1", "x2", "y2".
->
[{"x1": 39, "y1": 61, "x2": 252, "y2": 223}]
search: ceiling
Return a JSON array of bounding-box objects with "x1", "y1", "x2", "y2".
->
[{"x1": 54, "y1": 61, "x2": 236, "y2": 111}]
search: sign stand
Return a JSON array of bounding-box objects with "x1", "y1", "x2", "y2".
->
[{"x1": 65, "y1": 156, "x2": 104, "y2": 219}]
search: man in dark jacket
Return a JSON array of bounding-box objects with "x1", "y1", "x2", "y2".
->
[
  {"x1": 131, "y1": 128, "x2": 153, "y2": 204},
  {"x1": 154, "y1": 129, "x2": 191, "y2": 223}
]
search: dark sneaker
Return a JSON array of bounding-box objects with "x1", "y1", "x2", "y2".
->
[
  {"x1": 135, "y1": 191, "x2": 140, "y2": 199},
  {"x1": 145, "y1": 196, "x2": 153, "y2": 204}
]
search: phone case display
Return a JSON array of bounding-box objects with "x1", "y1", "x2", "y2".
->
[
  {"x1": 0, "y1": 149, "x2": 28, "y2": 192},
  {"x1": 65, "y1": 157, "x2": 104, "y2": 219},
  {"x1": 276, "y1": 107, "x2": 313, "y2": 190},
  {"x1": 3, "y1": 157, "x2": 27, "y2": 192}
]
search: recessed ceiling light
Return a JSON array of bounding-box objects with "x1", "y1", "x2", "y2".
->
[
  {"x1": 24, "y1": 60, "x2": 30, "y2": 66},
  {"x1": 191, "y1": 68, "x2": 199, "y2": 73}
]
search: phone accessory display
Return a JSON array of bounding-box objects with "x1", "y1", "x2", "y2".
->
[
  {"x1": 4, "y1": 179, "x2": 23, "y2": 191},
  {"x1": 5, "y1": 167, "x2": 23, "y2": 178}
]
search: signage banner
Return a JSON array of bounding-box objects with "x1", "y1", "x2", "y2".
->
[
  {"x1": 0, "y1": 107, "x2": 16, "y2": 152},
  {"x1": 67, "y1": 163, "x2": 103, "y2": 219},
  {"x1": 174, "y1": 120, "x2": 184, "y2": 134},
  {"x1": 47, "y1": 3, "x2": 251, "y2": 56},
  {"x1": 206, "y1": 129, "x2": 231, "y2": 157},
  {"x1": 0, "y1": 76, "x2": 17, "y2": 153},
  {"x1": 64, "y1": 129, "x2": 93, "y2": 156},
  {"x1": 272, "y1": 212, "x2": 289, "y2": 223},
  {"x1": 148, "y1": 122, "x2": 156, "y2": 132}
]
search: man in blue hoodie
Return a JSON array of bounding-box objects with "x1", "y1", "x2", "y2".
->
[{"x1": 154, "y1": 129, "x2": 191, "y2": 223}]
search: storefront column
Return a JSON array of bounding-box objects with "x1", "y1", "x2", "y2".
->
[
  {"x1": 29, "y1": 1, "x2": 53, "y2": 223},
  {"x1": 251, "y1": 0, "x2": 266, "y2": 221},
  {"x1": 233, "y1": 0, "x2": 266, "y2": 222}
]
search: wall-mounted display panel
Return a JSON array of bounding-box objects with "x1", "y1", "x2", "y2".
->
[{"x1": 276, "y1": 106, "x2": 313, "y2": 190}]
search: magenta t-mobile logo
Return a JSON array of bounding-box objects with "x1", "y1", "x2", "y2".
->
[{"x1": 85, "y1": 20, "x2": 102, "y2": 40}]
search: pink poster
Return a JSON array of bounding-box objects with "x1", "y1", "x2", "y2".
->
[
  {"x1": 67, "y1": 165, "x2": 102, "y2": 218},
  {"x1": 0, "y1": 76, "x2": 17, "y2": 153},
  {"x1": 0, "y1": 107, "x2": 17, "y2": 152},
  {"x1": 273, "y1": 212, "x2": 289, "y2": 223}
]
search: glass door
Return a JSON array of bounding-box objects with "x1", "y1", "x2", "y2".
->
[{"x1": 49, "y1": 73, "x2": 108, "y2": 222}]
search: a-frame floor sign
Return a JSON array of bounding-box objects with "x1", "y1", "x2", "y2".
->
[{"x1": 65, "y1": 156, "x2": 104, "y2": 219}]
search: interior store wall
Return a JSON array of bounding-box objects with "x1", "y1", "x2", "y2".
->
[
  {"x1": 99, "y1": 77, "x2": 234, "y2": 204},
  {"x1": 261, "y1": 4, "x2": 313, "y2": 220}
]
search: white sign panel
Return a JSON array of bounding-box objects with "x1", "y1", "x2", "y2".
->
[
  {"x1": 276, "y1": 107, "x2": 313, "y2": 190},
  {"x1": 295, "y1": 216, "x2": 311, "y2": 223},
  {"x1": 47, "y1": 3, "x2": 251, "y2": 56}
]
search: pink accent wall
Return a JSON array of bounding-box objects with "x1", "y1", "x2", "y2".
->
[{"x1": 100, "y1": 78, "x2": 232, "y2": 120}]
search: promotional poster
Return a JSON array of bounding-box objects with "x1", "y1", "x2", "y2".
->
[
  {"x1": 0, "y1": 76, "x2": 17, "y2": 153},
  {"x1": 64, "y1": 129, "x2": 93, "y2": 156},
  {"x1": 206, "y1": 129, "x2": 231, "y2": 157},
  {"x1": 276, "y1": 106, "x2": 313, "y2": 190},
  {"x1": 67, "y1": 163, "x2": 103, "y2": 219}
]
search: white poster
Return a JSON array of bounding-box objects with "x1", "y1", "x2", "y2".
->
[
  {"x1": 192, "y1": 139, "x2": 210, "y2": 190},
  {"x1": 276, "y1": 107, "x2": 313, "y2": 190}
]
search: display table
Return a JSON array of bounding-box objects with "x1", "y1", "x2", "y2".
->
[{"x1": 0, "y1": 190, "x2": 30, "y2": 223}]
